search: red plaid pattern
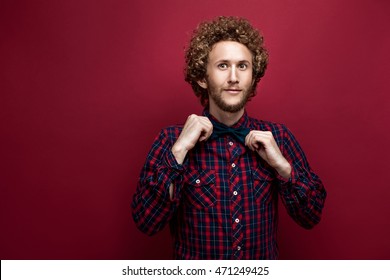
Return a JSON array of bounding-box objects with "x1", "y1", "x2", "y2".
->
[{"x1": 132, "y1": 110, "x2": 326, "y2": 259}]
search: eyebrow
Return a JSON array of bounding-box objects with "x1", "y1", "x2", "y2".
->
[{"x1": 215, "y1": 59, "x2": 251, "y2": 64}]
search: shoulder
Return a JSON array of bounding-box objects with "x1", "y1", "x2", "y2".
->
[{"x1": 156, "y1": 125, "x2": 183, "y2": 141}]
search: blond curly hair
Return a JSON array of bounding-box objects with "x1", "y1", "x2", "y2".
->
[{"x1": 184, "y1": 16, "x2": 269, "y2": 106}]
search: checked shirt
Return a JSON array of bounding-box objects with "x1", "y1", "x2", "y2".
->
[{"x1": 132, "y1": 110, "x2": 326, "y2": 259}]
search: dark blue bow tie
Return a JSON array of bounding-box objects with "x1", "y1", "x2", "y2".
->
[{"x1": 210, "y1": 120, "x2": 250, "y2": 144}]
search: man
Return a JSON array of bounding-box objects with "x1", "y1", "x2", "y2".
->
[{"x1": 132, "y1": 16, "x2": 326, "y2": 259}]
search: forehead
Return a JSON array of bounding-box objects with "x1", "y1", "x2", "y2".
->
[{"x1": 208, "y1": 41, "x2": 253, "y2": 62}]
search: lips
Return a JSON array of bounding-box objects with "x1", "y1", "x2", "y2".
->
[{"x1": 224, "y1": 88, "x2": 242, "y2": 94}]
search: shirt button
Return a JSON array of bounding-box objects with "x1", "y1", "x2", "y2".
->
[
  {"x1": 235, "y1": 218, "x2": 240, "y2": 223},
  {"x1": 233, "y1": 191, "x2": 238, "y2": 196},
  {"x1": 195, "y1": 179, "x2": 200, "y2": 184},
  {"x1": 237, "y1": 246, "x2": 241, "y2": 251},
  {"x1": 231, "y1": 163, "x2": 236, "y2": 168},
  {"x1": 229, "y1": 141, "x2": 234, "y2": 146}
]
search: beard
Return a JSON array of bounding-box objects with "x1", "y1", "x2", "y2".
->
[{"x1": 207, "y1": 83, "x2": 253, "y2": 113}]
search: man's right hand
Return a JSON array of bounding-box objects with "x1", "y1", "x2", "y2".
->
[{"x1": 171, "y1": 114, "x2": 213, "y2": 164}]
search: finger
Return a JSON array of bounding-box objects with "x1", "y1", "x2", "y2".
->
[
  {"x1": 202, "y1": 118, "x2": 213, "y2": 137},
  {"x1": 245, "y1": 131, "x2": 253, "y2": 147},
  {"x1": 181, "y1": 115, "x2": 210, "y2": 144},
  {"x1": 246, "y1": 132, "x2": 256, "y2": 151},
  {"x1": 250, "y1": 132, "x2": 260, "y2": 151},
  {"x1": 245, "y1": 132, "x2": 250, "y2": 148},
  {"x1": 199, "y1": 134, "x2": 207, "y2": 142},
  {"x1": 204, "y1": 126, "x2": 213, "y2": 141},
  {"x1": 253, "y1": 132, "x2": 269, "y2": 145},
  {"x1": 250, "y1": 133, "x2": 269, "y2": 151},
  {"x1": 199, "y1": 122, "x2": 213, "y2": 142}
]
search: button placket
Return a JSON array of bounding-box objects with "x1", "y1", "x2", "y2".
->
[{"x1": 227, "y1": 136, "x2": 245, "y2": 259}]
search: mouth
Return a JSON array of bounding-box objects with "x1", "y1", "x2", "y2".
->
[{"x1": 224, "y1": 88, "x2": 242, "y2": 94}]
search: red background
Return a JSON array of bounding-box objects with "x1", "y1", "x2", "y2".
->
[{"x1": 1, "y1": 0, "x2": 389, "y2": 259}]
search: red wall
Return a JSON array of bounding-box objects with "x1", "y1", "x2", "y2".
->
[{"x1": 1, "y1": 0, "x2": 389, "y2": 259}]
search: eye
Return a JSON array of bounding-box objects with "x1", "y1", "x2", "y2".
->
[
  {"x1": 238, "y1": 63, "x2": 248, "y2": 70},
  {"x1": 218, "y1": 63, "x2": 228, "y2": 70}
]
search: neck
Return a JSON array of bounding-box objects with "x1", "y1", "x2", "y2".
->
[{"x1": 209, "y1": 106, "x2": 245, "y2": 126}]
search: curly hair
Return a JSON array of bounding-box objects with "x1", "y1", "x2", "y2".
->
[{"x1": 184, "y1": 16, "x2": 269, "y2": 106}]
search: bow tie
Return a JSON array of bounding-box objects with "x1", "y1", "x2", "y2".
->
[{"x1": 210, "y1": 120, "x2": 250, "y2": 144}]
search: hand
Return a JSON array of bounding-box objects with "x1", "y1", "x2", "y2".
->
[
  {"x1": 171, "y1": 114, "x2": 213, "y2": 164},
  {"x1": 245, "y1": 130, "x2": 292, "y2": 179}
]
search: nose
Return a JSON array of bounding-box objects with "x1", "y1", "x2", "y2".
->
[{"x1": 228, "y1": 66, "x2": 239, "y2": 84}]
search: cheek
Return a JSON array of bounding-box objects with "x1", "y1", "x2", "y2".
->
[
  {"x1": 219, "y1": 73, "x2": 230, "y2": 83},
  {"x1": 208, "y1": 73, "x2": 226, "y2": 86},
  {"x1": 243, "y1": 73, "x2": 254, "y2": 86}
]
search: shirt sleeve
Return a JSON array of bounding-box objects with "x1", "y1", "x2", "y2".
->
[
  {"x1": 277, "y1": 125, "x2": 327, "y2": 229},
  {"x1": 131, "y1": 128, "x2": 186, "y2": 235}
]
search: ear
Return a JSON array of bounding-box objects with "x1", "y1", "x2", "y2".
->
[
  {"x1": 251, "y1": 77, "x2": 256, "y2": 86},
  {"x1": 197, "y1": 78, "x2": 208, "y2": 89}
]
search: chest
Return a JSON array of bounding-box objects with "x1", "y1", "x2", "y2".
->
[{"x1": 181, "y1": 136, "x2": 276, "y2": 209}]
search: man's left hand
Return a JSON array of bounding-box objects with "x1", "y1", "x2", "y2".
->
[{"x1": 245, "y1": 130, "x2": 292, "y2": 179}]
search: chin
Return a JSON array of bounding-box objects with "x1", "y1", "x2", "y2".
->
[
  {"x1": 210, "y1": 92, "x2": 249, "y2": 113},
  {"x1": 223, "y1": 96, "x2": 243, "y2": 106},
  {"x1": 220, "y1": 103, "x2": 246, "y2": 113}
]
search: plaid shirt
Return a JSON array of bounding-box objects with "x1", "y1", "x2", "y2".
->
[{"x1": 132, "y1": 110, "x2": 326, "y2": 259}]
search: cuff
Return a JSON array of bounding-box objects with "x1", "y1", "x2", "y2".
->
[
  {"x1": 161, "y1": 149, "x2": 188, "y2": 201},
  {"x1": 277, "y1": 165, "x2": 299, "y2": 192},
  {"x1": 163, "y1": 149, "x2": 187, "y2": 171}
]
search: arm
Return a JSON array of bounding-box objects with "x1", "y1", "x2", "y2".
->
[
  {"x1": 131, "y1": 128, "x2": 185, "y2": 236},
  {"x1": 277, "y1": 125, "x2": 326, "y2": 229},
  {"x1": 132, "y1": 115, "x2": 213, "y2": 236},
  {"x1": 245, "y1": 125, "x2": 326, "y2": 229}
]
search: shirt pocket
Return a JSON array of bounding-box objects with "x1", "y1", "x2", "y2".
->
[
  {"x1": 251, "y1": 167, "x2": 274, "y2": 204},
  {"x1": 183, "y1": 168, "x2": 216, "y2": 209}
]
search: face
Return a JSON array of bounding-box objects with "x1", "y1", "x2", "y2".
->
[{"x1": 198, "y1": 41, "x2": 254, "y2": 114}]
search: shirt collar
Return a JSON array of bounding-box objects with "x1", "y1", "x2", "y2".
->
[{"x1": 202, "y1": 109, "x2": 250, "y2": 129}]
